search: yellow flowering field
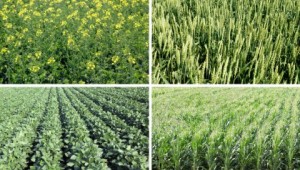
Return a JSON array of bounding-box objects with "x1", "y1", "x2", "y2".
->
[{"x1": 0, "y1": 0, "x2": 148, "y2": 84}]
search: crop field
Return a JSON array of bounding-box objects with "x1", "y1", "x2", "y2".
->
[
  {"x1": 153, "y1": 0, "x2": 300, "y2": 84},
  {"x1": 0, "y1": 87, "x2": 148, "y2": 169},
  {"x1": 0, "y1": 0, "x2": 148, "y2": 84},
  {"x1": 153, "y1": 88, "x2": 300, "y2": 169}
]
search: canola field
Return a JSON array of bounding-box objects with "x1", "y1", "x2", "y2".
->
[
  {"x1": 153, "y1": 88, "x2": 300, "y2": 169},
  {"x1": 0, "y1": 87, "x2": 148, "y2": 169},
  {"x1": 0, "y1": 0, "x2": 148, "y2": 84},
  {"x1": 153, "y1": 0, "x2": 300, "y2": 84}
]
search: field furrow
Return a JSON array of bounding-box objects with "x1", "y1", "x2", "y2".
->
[{"x1": 0, "y1": 87, "x2": 148, "y2": 169}]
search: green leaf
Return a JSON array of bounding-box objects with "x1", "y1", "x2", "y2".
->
[
  {"x1": 70, "y1": 155, "x2": 77, "y2": 160},
  {"x1": 67, "y1": 162, "x2": 74, "y2": 167}
]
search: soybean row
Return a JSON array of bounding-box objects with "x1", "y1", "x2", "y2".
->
[{"x1": 0, "y1": 87, "x2": 148, "y2": 170}]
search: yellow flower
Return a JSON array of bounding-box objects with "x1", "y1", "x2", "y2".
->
[
  {"x1": 0, "y1": 48, "x2": 9, "y2": 54},
  {"x1": 1, "y1": 14, "x2": 8, "y2": 21},
  {"x1": 4, "y1": 23, "x2": 12, "y2": 29},
  {"x1": 115, "y1": 23, "x2": 122, "y2": 29},
  {"x1": 128, "y1": 15, "x2": 134, "y2": 20},
  {"x1": 95, "y1": 51, "x2": 102, "y2": 57},
  {"x1": 86, "y1": 61, "x2": 95, "y2": 70},
  {"x1": 22, "y1": 28, "x2": 29, "y2": 33},
  {"x1": 89, "y1": 24, "x2": 95, "y2": 29},
  {"x1": 95, "y1": 2, "x2": 102, "y2": 9},
  {"x1": 79, "y1": 80, "x2": 85, "y2": 84},
  {"x1": 67, "y1": 36, "x2": 75, "y2": 46},
  {"x1": 36, "y1": 29, "x2": 43, "y2": 36},
  {"x1": 6, "y1": 35, "x2": 15, "y2": 42},
  {"x1": 112, "y1": 5, "x2": 118, "y2": 10},
  {"x1": 81, "y1": 18, "x2": 87, "y2": 25},
  {"x1": 63, "y1": 30, "x2": 68, "y2": 35},
  {"x1": 47, "y1": 57, "x2": 56, "y2": 64},
  {"x1": 105, "y1": 11, "x2": 111, "y2": 17},
  {"x1": 14, "y1": 55, "x2": 20, "y2": 63},
  {"x1": 24, "y1": 15, "x2": 31, "y2": 21},
  {"x1": 134, "y1": 22, "x2": 141, "y2": 28},
  {"x1": 112, "y1": 56, "x2": 120, "y2": 64},
  {"x1": 96, "y1": 29, "x2": 102, "y2": 36},
  {"x1": 45, "y1": 7, "x2": 54, "y2": 13},
  {"x1": 117, "y1": 13, "x2": 123, "y2": 17},
  {"x1": 128, "y1": 56, "x2": 136, "y2": 64},
  {"x1": 29, "y1": 66, "x2": 40, "y2": 73},
  {"x1": 35, "y1": 51, "x2": 42, "y2": 59},
  {"x1": 27, "y1": 54, "x2": 33, "y2": 59},
  {"x1": 14, "y1": 41, "x2": 21, "y2": 47},
  {"x1": 33, "y1": 11, "x2": 41, "y2": 17},
  {"x1": 81, "y1": 30, "x2": 89, "y2": 37},
  {"x1": 61, "y1": 21, "x2": 67, "y2": 26},
  {"x1": 120, "y1": 0, "x2": 129, "y2": 6}
]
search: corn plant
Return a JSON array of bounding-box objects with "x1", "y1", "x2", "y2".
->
[{"x1": 153, "y1": 88, "x2": 300, "y2": 169}]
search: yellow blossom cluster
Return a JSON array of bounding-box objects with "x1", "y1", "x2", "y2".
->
[
  {"x1": 112, "y1": 56, "x2": 120, "y2": 65},
  {"x1": 0, "y1": 0, "x2": 148, "y2": 83},
  {"x1": 86, "y1": 61, "x2": 96, "y2": 70},
  {"x1": 29, "y1": 66, "x2": 40, "y2": 73},
  {"x1": 128, "y1": 56, "x2": 136, "y2": 64},
  {"x1": 47, "y1": 57, "x2": 56, "y2": 65}
]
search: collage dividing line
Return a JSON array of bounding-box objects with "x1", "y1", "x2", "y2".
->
[{"x1": 0, "y1": 0, "x2": 299, "y2": 169}]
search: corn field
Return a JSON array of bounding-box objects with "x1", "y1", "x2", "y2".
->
[
  {"x1": 153, "y1": 0, "x2": 300, "y2": 84},
  {"x1": 153, "y1": 88, "x2": 300, "y2": 169}
]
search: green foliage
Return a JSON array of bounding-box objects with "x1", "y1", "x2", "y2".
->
[
  {"x1": 0, "y1": 87, "x2": 148, "y2": 169},
  {"x1": 0, "y1": 0, "x2": 148, "y2": 84},
  {"x1": 153, "y1": 88, "x2": 300, "y2": 169},
  {"x1": 153, "y1": 0, "x2": 300, "y2": 84}
]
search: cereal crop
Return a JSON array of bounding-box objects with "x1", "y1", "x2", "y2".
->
[
  {"x1": 153, "y1": 0, "x2": 300, "y2": 84},
  {"x1": 153, "y1": 88, "x2": 300, "y2": 169}
]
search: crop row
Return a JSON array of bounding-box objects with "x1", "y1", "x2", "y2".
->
[
  {"x1": 0, "y1": 87, "x2": 148, "y2": 169},
  {"x1": 153, "y1": 88, "x2": 300, "y2": 169}
]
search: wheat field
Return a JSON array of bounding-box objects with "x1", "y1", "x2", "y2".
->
[{"x1": 153, "y1": 0, "x2": 300, "y2": 84}]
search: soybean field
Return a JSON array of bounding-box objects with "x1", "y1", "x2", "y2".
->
[
  {"x1": 153, "y1": 88, "x2": 300, "y2": 169},
  {"x1": 0, "y1": 87, "x2": 148, "y2": 170},
  {"x1": 153, "y1": 0, "x2": 300, "y2": 84}
]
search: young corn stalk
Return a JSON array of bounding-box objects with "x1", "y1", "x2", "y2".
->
[
  {"x1": 287, "y1": 93, "x2": 299, "y2": 169},
  {"x1": 271, "y1": 120, "x2": 285, "y2": 169},
  {"x1": 156, "y1": 133, "x2": 172, "y2": 170},
  {"x1": 191, "y1": 125, "x2": 209, "y2": 170},
  {"x1": 205, "y1": 130, "x2": 222, "y2": 170},
  {"x1": 254, "y1": 96, "x2": 283, "y2": 169}
]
